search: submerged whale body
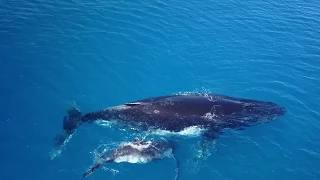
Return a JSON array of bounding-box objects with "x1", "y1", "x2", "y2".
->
[
  {"x1": 82, "y1": 139, "x2": 176, "y2": 178},
  {"x1": 51, "y1": 93, "x2": 286, "y2": 159}
]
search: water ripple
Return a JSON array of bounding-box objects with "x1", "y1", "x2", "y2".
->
[{"x1": 1, "y1": 0, "x2": 320, "y2": 179}]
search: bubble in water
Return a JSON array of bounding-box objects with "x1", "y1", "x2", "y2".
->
[{"x1": 102, "y1": 167, "x2": 120, "y2": 176}]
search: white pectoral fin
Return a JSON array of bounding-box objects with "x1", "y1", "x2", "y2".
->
[{"x1": 193, "y1": 129, "x2": 219, "y2": 160}]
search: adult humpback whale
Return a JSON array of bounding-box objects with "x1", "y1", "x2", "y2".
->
[{"x1": 51, "y1": 93, "x2": 286, "y2": 159}]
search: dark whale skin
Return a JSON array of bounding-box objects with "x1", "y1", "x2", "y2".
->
[{"x1": 81, "y1": 94, "x2": 286, "y2": 132}]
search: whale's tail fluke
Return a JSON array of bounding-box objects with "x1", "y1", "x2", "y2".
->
[{"x1": 50, "y1": 105, "x2": 83, "y2": 160}]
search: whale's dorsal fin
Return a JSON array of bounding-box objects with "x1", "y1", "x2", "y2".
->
[{"x1": 124, "y1": 102, "x2": 142, "y2": 106}]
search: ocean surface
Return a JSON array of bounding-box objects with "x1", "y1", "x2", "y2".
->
[{"x1": 1, "y1": 0, "x2": 320, "y2": 179}]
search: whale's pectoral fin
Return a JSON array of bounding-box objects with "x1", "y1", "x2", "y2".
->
[
  {"x1": 193, "y1": 130, "x2": 219, "y2": 160},
  {"x1": 82, "y1": 163, "x2": 101, "y2": 178},
  {"x1": 50, "y1": 106, "x2": 83, "y2": 160},
  {"x1": 82, "y1": 156, "x2": 114, "y2": 178}
]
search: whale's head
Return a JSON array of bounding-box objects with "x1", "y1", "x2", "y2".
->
[
  {"x1": 234, "y1": 101, "x2": 287, "y2": 127},
  {"x1": 250, "y1": 101, "x2": 286, "y2": 118}
]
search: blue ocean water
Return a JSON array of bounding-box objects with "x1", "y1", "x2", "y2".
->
[{"x1": 1, "y1": 0, "x2": 320, "y2": 179}]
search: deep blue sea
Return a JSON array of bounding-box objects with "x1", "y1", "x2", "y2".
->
[{"x1": 1, "y1": 0, "x2": 320, "y2": 179}]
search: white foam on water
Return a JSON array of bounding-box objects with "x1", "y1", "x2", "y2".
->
[
  {"x1": 150, "y1": 126, "x2": 206, "y2": 137},
  {"x1": 174, "y1": 88, "x2": 212, "y2": 96},
  {"x1": 114, "y1": 154, "x2": 153, "y2": 163},
  {"x1": 122, "y1": 141, "x2": 152, "y2": 151},
  {"x1": 114, "y1": 148, "x2": 173, "y2": 164}
]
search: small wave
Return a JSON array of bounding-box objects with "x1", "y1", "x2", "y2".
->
[
  {"x1": 173, "y1": 88, "x2": 212, "y2": 96},
  {"x1": 173, "y1": 89, "x2": 220, "y2": 103}
]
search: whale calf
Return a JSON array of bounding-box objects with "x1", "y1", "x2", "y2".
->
[
  {"x1": 82, "y1": 139, "x2": 178, "y2": 178},
  {"x1": 51, "y1": 93, "x2": 286, "y2": 159}
]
